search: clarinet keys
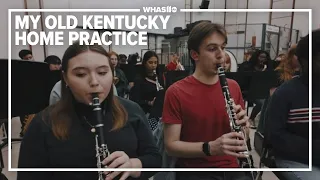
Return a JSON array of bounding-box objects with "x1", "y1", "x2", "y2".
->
[{"x1": 91, "y1": 93, "x2": 110, "y2": 180}]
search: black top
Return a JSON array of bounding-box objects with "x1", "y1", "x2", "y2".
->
[
  {"x1": 265, "y1": 76, "x2": 320, "y2": 166},
  {"x1": 17, "y1": 96, "x2": 162, "y2": 180},
  {"x1": 129, "y1": 75, "x2": 164, "y2": 115},
  {"x1": 114, "y1": 68, "x2": 129, "y2": 98}
]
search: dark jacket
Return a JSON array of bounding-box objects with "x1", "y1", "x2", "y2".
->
[
  {"x1": 17, "y1": 97, "x2": 162, "y2": 180},
  {"x1": 265, "y1": 76, "x2": 320, "y2": 166}
]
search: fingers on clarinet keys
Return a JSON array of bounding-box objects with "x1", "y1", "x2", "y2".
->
[
  {"x1": 216, "y1": 132, "x2": 248, "y2": 158},
  {"x1": 102, "y1": 151, "x2": 130, "y2": 168},
  {"x1": 235, "y1": 117, "x2": 249, "y2": 127}
]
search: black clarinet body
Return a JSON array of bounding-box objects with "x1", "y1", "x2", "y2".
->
[
  {"x1": 91, "y1": 93, "x2": 110, "y2": 180},
  {"x1": 216, "y1": 65, "x2": 253, "y2": 169}
]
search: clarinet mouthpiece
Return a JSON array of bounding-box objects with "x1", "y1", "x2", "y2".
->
[{"x1": 91, "y1": 93, "x2": 100, "y2": 107}]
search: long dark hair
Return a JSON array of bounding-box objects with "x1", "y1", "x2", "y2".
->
[
  {"x1": 141, "y1": 50, "x2": 159, "y2": 78},
  {"x1": 48, "y1": 41, "x2": 127, "y2": 140}
]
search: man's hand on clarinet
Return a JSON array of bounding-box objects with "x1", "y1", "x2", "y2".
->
[
  {"x1": 209, "y1": 132, "x2": 247, "y2": 158},
  {"x1": 208, "y1": 103, "x2": 249, "y2": 158},
  {"x1": 232, "y1": 104, "x2": 250, "y2": 128}
]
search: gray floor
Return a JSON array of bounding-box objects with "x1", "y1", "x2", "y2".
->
[{"x1": 1, "y1": 116, "x2": 278, "y2": 180}]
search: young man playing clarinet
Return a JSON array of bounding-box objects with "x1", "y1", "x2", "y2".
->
[{"x1": 162, "y1": 22, "x2": 251, "y2": 180}]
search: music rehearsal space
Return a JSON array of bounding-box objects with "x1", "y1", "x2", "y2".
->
[{"x1": 1, "y1": 114, "x2": 278, "y2": 180}]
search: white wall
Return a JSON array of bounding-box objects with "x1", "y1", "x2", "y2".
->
[
  {"x1": 22, "y1": 0, "x2": 46, "y2": 61},
  {"x1": 1, "y1": 0, "x2": 28, "y2": 60},
  {"x1": 247, "y1": 0, "x2": 270, "y2": 24},
  {"x1": 310, "y1": 0, "x2": 320, "y2": 29},
  {"x1": 40, "y1": 0, "x2": 186, "y2": 57},
  {"x1": 2, "y1": 0, "x2": 317, "y2": 61}
]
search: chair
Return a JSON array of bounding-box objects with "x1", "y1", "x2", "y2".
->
[
  {"x1": 0, "y1": 119, "x2": 16, "y2": 180},
  {"x1": 255, "y1": 137, "x2": 290, "y2": 180}
]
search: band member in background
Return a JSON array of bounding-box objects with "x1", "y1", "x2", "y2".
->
[
  {"x1": 239, "y1": 50, "x2": 273, "y2": 128},
  {"x1": 118, "y1": 54, "x2": 128, "y2": 64},
  {"x1": 44, "y1": 55, "x2": 62, "y2": 71},
  {"x1": 130, "y1": 51, "x2": 164, "y2": 114},
  {"x1": 239, "y1": 50, "x2": 273, "y2": 73},
  {"x1": 257, "y1": 45, "x2": 300, "y2": 135},
  {"x1": 275, "y1": 44, "x2": 300, "y2": 85},
  {"x1": 223, "y1": 52, "x2": 231, "y2": 72},
  {"x1": 162, "y1": 22, "x2": 250, "y2": 180},
  {"x1": 19, "y1": 49, "x2": 34, "y2": 61},
  {"x1": 166, "y1": 52, "x2": 185, "y2": 71},
  {"x1": 18, "y1": 42, "x2": 161, "y2": 180},
  {"x1": 127, "y1": 53, "x2": 140, "y2": 89},
  {"x1": 246, "y1": 50, "x2": 273, "y2": 72},
  {"x1": 109, "y1": 51, "x2": 129, "y2": 98},
  {"x1": 130, "y1": 50, "x2": 165, "y2": 130},
  {"x1": 265, "y1": 30, "x2": 320, "y2": 180}
]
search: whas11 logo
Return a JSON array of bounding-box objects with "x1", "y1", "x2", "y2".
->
[{"x1": 142, "y1": 6, "x2": 177, "y2": 13}]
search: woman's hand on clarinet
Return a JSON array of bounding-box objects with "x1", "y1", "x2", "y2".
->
[{"x1": 102, "y1": 151, "x2": 142, "y2": 180}]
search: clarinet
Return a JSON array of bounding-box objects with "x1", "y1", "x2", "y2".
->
[
  {"x1": 153, "y1": 69, "x2": 163, "y2": 91},
  {"x1": 217, "y1": 65, "x2": 255, "y2": 178},
  {"x1": 91, "y1": 93, "x2": 110, "y2": 180}
]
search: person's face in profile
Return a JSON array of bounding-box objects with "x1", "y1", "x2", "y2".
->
[
  {"x1": 145, "y1": 56, "x2": 158, "y2": 73},
  {"x1": 192, "y1": 32, "x2": 226, "y2": 75},
  {"x1": 49, "y1": 63, "x2": 61, "y2": 71},
  {"x1": 63, "y1": 51, "x2": 113, "y2": 105},
  {"x1": 23, "y1": 54, "x2": 34, "y2": 61},
  {"x1": 110, "y1": 54, "x2": 118, "y2": 68}
]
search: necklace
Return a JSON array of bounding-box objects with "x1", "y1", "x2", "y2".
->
[{"x1": 83, "y1": 116, "x2": 96, "y2": 133}]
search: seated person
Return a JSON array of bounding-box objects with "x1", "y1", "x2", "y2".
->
[
  {"x1": 19, "y1": 49, "x2": 34, "y2": 61},
  {"x1": 130, "y1": 51, "x2": 165, "y2": 130},
  {"x1": 44, "y1": 55, "x2": 61, "y2": 71},
  {"x1": 258, "y1": 44, "x2": 300, "y2": 134},
  {"x1": 109, "y1": 51, "x2": 129, "y2": 98},
  {"x1": 17, "y1": 41, "x2": 161, "y2": 180},
  {"x1": 265, "y1": 30, "x2": 320, "y2": 180},
  {"x1": 130, "y1": 51, "x2": 165, "y2": 115},
  {"x1": 239, "y1": 50, "x2": 273, "y2": 128},
  {"x1": 166, "y1": 52, "x2": 184, "y2": 71}
]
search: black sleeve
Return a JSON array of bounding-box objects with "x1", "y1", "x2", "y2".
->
[
  {"x1": 118, "y1": 69, "x2": 129, "y2": 91},
  {"x1": 17, "y1": 112, "x2": 52, "y2": 180},
  {"x1": 119, "y1": 69, "x2": 128, "y2": 85},
  {"x1": 129, "y1": 79, "x2": 148, "y2": 106},
  {"x1": 130, "y1": 104, "x2": 162, "y2": 179},
  {"x1": 265, "y1": 88, "x2": 309, "y2": 162}
]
